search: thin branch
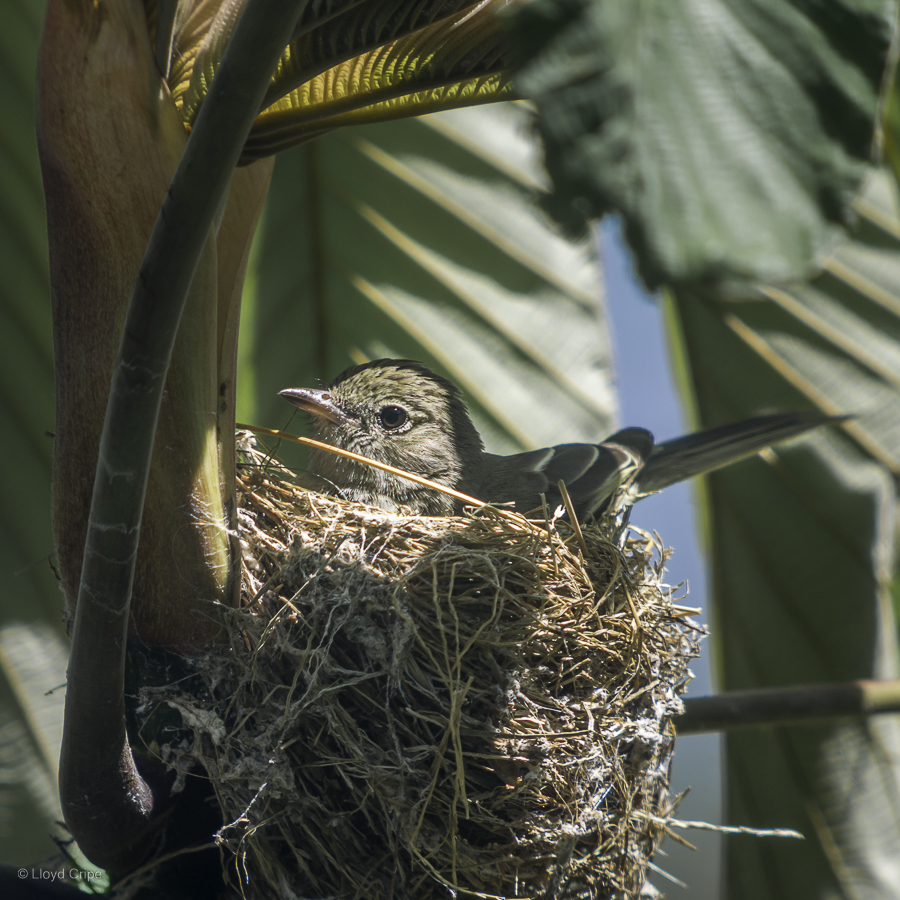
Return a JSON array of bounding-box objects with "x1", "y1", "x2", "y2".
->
[
  {"x1": 676, "y1": 679, "x2": 900, "y2": 734},
  {"x1": 59, "y1": 0, "x2": 310, "y2": 874}
]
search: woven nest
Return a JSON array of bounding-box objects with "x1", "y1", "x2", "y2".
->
[{"x1": 154, "y1": 438, "x2": 702, "y2": 900}]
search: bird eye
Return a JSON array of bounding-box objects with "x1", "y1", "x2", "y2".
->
[{"x1": 378, "y1": 405, "x2": 409, "y2": 431}]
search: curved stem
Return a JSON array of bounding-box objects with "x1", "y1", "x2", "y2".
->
[{"x1": 59, "y1": 0, "x2": 310, "y2": 873}]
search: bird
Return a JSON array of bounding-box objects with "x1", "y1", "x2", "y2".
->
[{"x1": 279, "y1": 358, "x2": 839, "y2": 518}]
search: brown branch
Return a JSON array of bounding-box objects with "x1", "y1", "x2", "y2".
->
[{"x1": 676, "y1": 679, "x2": 900, "y2": 734}]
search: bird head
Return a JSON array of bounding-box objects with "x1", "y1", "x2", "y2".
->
[{"x1": 279, "y1": 359, "x2": 484, "y2": 512}]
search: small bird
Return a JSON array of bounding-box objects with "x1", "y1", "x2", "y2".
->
[{"x1": 279, "y1": 358, "x2": 838, "y2": 518}]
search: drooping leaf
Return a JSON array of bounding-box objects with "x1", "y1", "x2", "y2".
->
[
  {"x1": 264, "y1": 0, "x2": 487, "y2": 110},
  {"x1": 171, "y1": 0, "x2": 473, "y2": 117},
  {"x1": 509, "y1": 0, "x2": 897, "y2": 290},
  {"x1": 165, "y1": 0, "x2": 512, "y2": 161},
  {"x1": 239, "y1": 101, "x2": 617, "y2": 469},
  {"x1": 666, "y1": 165, "x2": 900, "y2": 897},
  {"x1": 244, "y1": 47, "x2": 512, "y2": 160}
]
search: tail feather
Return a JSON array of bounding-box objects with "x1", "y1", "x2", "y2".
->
[{"x1": 634, "y1": 411, "x2": 844, "y2": 495}]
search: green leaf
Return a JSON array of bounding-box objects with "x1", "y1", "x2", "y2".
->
[
  {"x1": 0, "y1": 0, "x2": 54, "y2": 619},
  {"x1": 509, "y1": 0, "x2": 896, "y2": 289},
  {"x1": 263, "y1": 0, "x2": 499, "y2": 110},
  {"x1": 667, "y1": 166, "x2": 900, "y2": 896},
  {"x1": 238, "y1": 101, "x2": 617, "y2": 470},
  {"x1": 243, "y1": 73, "x2": 513, "y2": 162},
  {"x1": 0, "y1": 624, "x2": 67, "y2": 836},
  {"x1": 172, "y1": 0, "x2": 478, "y2": 119},
  {"x1": 0, "y1": 0, "x2": 69, "y2": 865},
  {"x1": 167, "y1": 0, "x2": 513, "y2": 161}
]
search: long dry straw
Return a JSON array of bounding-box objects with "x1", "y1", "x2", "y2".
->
[{"x1": 238, "y1": 422, "x2": 526, "y2": 523}]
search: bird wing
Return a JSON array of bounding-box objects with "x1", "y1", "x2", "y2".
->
[
  {"x1": 635, "y1": 411, "x2": 841, "y2": 495},
  {"x1": 572, "y1": 428, "x2": 655, "y2": 517},
  {"x1": 477, "y1": 413, "x2": 839, "y2": 518},
  {"x1": 527, "y1": 444, "x2": 602, "y2": 483},
  {"x1": 493, "y1": 429, "x2": 654, "y2": 519}
]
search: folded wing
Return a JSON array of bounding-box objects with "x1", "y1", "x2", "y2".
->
[{"x1": 492, "y1": 428, "x2": 654, "y2": 518}]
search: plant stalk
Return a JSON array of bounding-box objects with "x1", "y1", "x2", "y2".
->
[
  {"x1": 676, "y1": 679, "x2": 900, "y2": 734},
  {"x1": 59, "y1": 0, "x2": 310, "y2": 873}
]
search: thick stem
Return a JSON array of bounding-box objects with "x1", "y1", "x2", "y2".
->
[{"x1": 52, "y1": 0, "x2": 310, "y2": 872}]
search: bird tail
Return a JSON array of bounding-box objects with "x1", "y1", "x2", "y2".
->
[{"x1": 634, "y1": 411, "x2": 845, "y2": 495}]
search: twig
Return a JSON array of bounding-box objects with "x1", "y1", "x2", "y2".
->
[{"x1": 676, "y1": 679, "x2": 900, "y2": 734}]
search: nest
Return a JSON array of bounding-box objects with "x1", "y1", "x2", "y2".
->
[{"x1": 152, "y1": 439, "x2": 702, "y2": 900}]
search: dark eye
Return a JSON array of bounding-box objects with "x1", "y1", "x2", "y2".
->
[{"x1": 378, "y1": 405, "x2": 409, "y2": 431}]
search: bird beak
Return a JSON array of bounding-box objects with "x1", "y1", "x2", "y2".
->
[{"x1": 278, "y1": 387, "x2": 348, "y2": 425}]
